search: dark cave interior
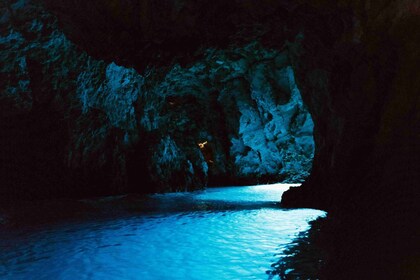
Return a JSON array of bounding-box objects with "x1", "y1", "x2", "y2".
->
[{"x1": 1, "y1": 0, "x2": 419, "y2": 279}]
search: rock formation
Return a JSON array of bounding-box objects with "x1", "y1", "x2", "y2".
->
[
  {"x1": 0, "y1": 1, "x2": 145, "y2": 198},
  {"x1": 139, "y1": 43, "x2": 314, "y2": 190},
  {"x1": 1, "y1": 0, "x2": 419, "y2": 278},
  {"x1": 0, "y1": 0, "x2": 313, "y2": 197}
]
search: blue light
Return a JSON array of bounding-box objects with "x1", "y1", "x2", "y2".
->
[{"x1": 0, "y1": 185, "x2": 325, "y2": 280}]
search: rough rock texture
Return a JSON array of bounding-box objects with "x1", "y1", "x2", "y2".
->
[
  {"x1": 2, "y1": 0, "x2": 419, "y2": 278},
  {"x1": 280, "y1": 2, "x2": 420, "y2": 279},
  {"x1": 31, "y1": 0, "x2": 419, "y2": 279},
  {"x1": 1, "y1": 0, "x2": 313, "y2": 197},
  {"x1": 0, "y1": 1, "x2": 142, "y2": 198},
  {"x1": 140, "y1": 43, "x2": 313, "y2": 188}
]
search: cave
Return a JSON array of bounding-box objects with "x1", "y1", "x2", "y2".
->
[{"x1": 0, "y1": 0, "x2": 419, "y2": 279}]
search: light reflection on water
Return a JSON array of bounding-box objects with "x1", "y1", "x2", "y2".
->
[{"x1": 0, "y1": 184, "x2": 325, "y2": 280}]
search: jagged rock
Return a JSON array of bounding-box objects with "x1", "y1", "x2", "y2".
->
[
  {"x1": 0, "y1": 0, "x2": 314, "y2": 197},
  {"x1": 0, "y1": 1, "x2": 143, "y2": 197},
  {"x1": 139, "y1": 43, "x2": 314, "y2": 187},
  {"x1": 2, "y1": 1, "x2": 419, "y2": 277}
]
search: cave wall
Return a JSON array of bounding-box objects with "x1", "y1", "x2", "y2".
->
[
  {"x1": 1, "y1": 0, "x2": 419, "y2": 278},
  {"x1": 0, "y1": 0, "x2": 314, "y2": 198},
  {"x1": 281, "y1": 2, "x2": 420, "y2": 278},
  {"x1": 0, "y1": 1, "x2": 145, "y2": 198},
  {"x1": 138, "y1": 43, "x2": 314, "y2": 189}
]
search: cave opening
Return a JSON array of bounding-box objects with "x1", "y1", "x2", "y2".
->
[
  {"x1": 122, "y1": 43, "x2": 315, "y2": 194},
  {"x1": 1, "y1": 0, "x2": 419, "y2": 279}
]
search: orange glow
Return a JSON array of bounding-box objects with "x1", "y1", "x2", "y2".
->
[{"x1": 198, "y1": 141, "x2": 208, "y2": 149}]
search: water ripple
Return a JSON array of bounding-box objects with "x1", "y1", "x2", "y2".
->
[{"x1": 0, "y1": 184, "x2": 325, "y2": 280}]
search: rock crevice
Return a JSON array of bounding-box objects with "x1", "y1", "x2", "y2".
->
[
  {"x1": 1, "y1": 0, "x2": 419, "y2": 278},
  {"x1": 1, "y1": 0, "x2": 314, "y2": 196}
]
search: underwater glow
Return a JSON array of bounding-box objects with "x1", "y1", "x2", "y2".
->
[
  {"x1": 195, "y1": 183, "x2": 301, "y2": 203},
  {"x1": 0, "y1": 184, "x2": 325, "y2": 280}
]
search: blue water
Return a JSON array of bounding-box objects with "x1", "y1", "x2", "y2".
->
[{"x1": 0, "y1": 184, "x2": 325, "y2": 280}]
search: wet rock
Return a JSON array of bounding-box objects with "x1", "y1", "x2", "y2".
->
[
  {"x1": 25, "y1": 0, "x2": 419, "y2": 278},
  {"x1": 139, "y1": 43, "x2": 314, "y2": 187},
  {"x1": 1, "y1": 0, "x2": 419, "y2": 278},
  {"x1": 0, "y1": 1, "x2": 142, "y2": 198},
  {"x1": 1, "y1": 1, "x2": 314, "y2": 198}
]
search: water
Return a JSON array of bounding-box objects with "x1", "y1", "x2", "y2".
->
[{"x1": 0, "y1": 184, "x2": 325, "y2": 280}]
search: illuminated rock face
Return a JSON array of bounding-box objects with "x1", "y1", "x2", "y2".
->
[
  {"x1": 0, "y1": 1, "x2": 314, "y2": 196},
  {"x1": 1, "y1": 0, "x2": 419, "y2": 277},
  {"x1": 0, "y1": 1, "x2": 158, "y2": 196},
  {"x1": 138, "y1": 44, "x2": 314, "y2": 189},
  {"x1": 230, "y1": 63, "x2": 313, "y2": 183}
]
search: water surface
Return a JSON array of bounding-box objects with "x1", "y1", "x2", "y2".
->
[{"x1": 0, "y1": 184, "x2": 325, "y2": 280}]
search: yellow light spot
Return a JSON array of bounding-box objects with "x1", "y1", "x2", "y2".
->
[{"x1": 198, "y1": 141, "x2": 208, "y2": 149}]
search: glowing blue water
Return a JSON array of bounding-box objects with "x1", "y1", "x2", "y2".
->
[{"x1": 0, "y1": 184, "x2": 325, "y2": 280}]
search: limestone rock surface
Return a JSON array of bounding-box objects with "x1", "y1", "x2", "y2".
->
[{"x1": 0, "y1": 0, "x2": 314, "y2": 197}]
